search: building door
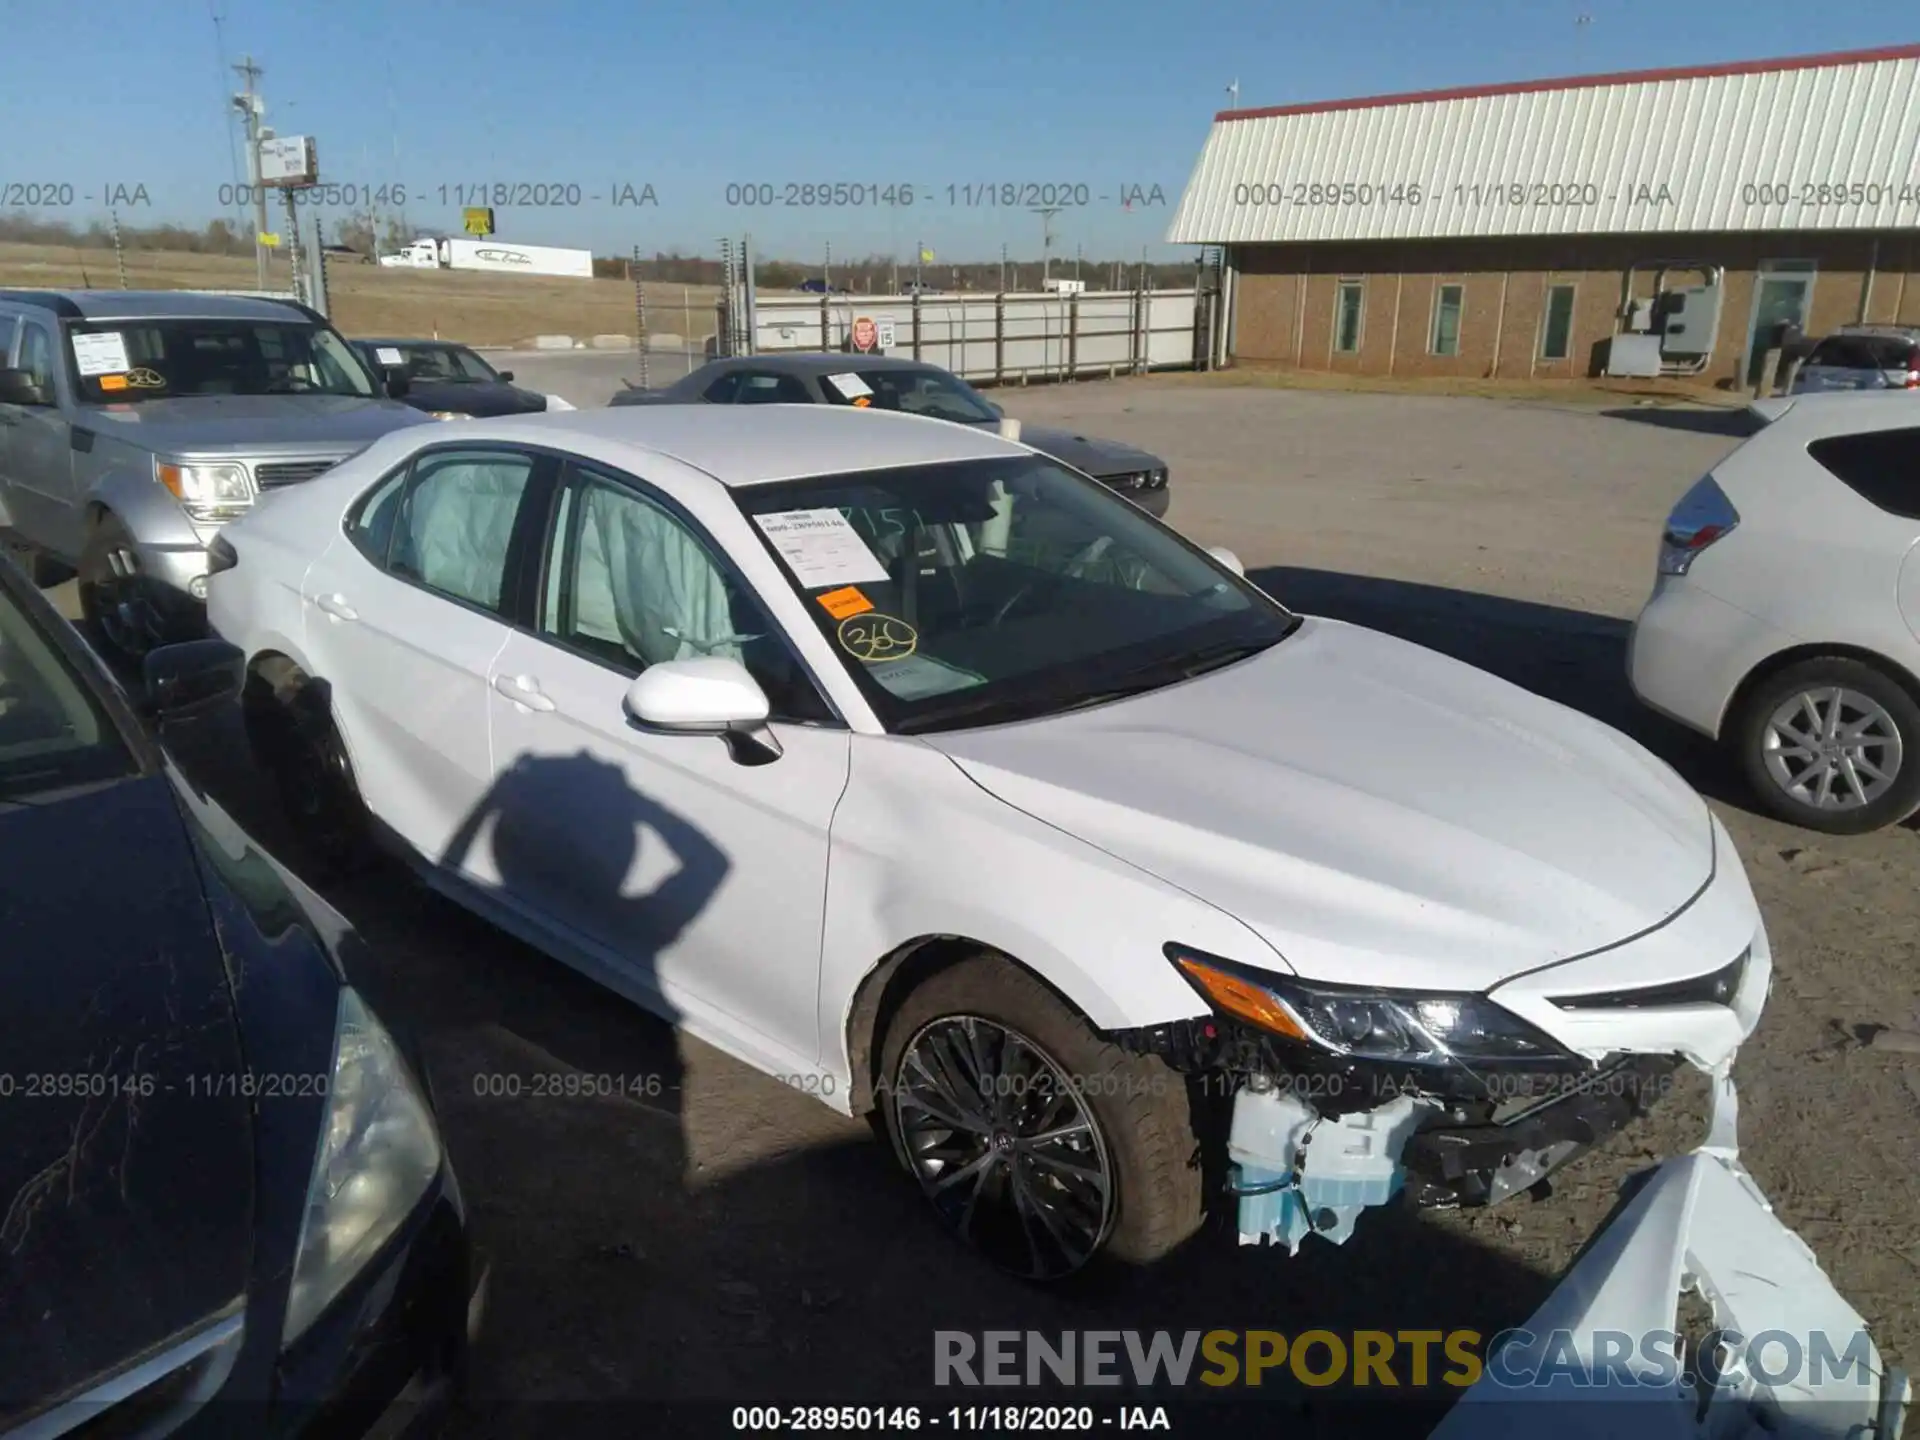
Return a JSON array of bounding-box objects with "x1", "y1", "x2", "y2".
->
[{"x1": 1745, "y1": 263, "x2": 1815, "y2": 388}]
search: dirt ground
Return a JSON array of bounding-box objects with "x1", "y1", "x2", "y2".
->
[
  {"x1": 0, "y1": 241, "x2": 724, "y2": 346},
  {"x1": 130, "y1": 378, "x2": 1918, "y2": 1431}
]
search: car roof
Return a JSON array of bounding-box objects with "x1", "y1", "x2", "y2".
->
[
  {"x1": 1749, "y1": 391, "x2": 1920, "y2": 439},
  {"x1": 1834, "y1": 324, "x2": 1920, "y2": 338},
  {"x1": 0, "y1": 289, "x2": 318, "y2": 323},
  {"x1": 707, "y1": 352, "x2": 939, "y2": 376},
  {"x1": 477, "y1": 401, "x2": 1019, "y2": 486}
]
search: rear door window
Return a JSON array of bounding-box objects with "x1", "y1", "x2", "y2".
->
[
  {"x1": 385, "y1": 448, "x2": 540, "y2": 612},
  {"x1": 1806, "y1": 427, "x2": 1920, "y2": 521},
  {"x1": 733, "y1": 372, "x2": 813, "y2": 405},
  {"x1": 701, "y1": 372, "x2": 744, "y2": 403}
]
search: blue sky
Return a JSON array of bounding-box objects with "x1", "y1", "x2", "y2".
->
[{"x1": 1, "y1": 0, "x2": 1911, "y2": 263}]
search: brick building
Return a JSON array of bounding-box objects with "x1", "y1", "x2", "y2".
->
[{"x1": 1167, "y1": 45, "x2": 1920, "y2": 390}]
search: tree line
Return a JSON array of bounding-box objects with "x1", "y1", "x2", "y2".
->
[{"x1": 0, "y1": 213, "x2": 1199, "y2": 290}]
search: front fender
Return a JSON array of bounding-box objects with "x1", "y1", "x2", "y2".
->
[
  {"x1": 818, "y1": 736, "x2": 1286, "y2": 1091},
  {"x1": 85, "y1": 463, "x2": 196, "y2": 541}
]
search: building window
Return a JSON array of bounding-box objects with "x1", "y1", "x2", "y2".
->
[
  {"x1": 1334, "y1": 281, "x2": 1364, "y2": 354},
  {"x1": 1430, "y1": 283, "x2": 1463, "y2": 356},
  {"x1": 1540, "y1": 284, "x2": 1576, "y2": 360}
]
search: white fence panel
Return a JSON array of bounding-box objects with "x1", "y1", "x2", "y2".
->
[{"x1": 747, "y1": 290, "x2": 1199, "y2": 383}]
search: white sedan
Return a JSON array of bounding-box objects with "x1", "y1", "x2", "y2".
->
[
  {"x1": 1630, "y1": 391, "x2": 1920, "y2": 833},
  {"x1": 207, "y1": 405, "x2": 1771, "y2": 1279}
]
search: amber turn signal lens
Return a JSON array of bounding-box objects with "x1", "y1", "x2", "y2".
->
[{"x1": 1171, "y1": 954, "x2": 1310, "y2": 1041}]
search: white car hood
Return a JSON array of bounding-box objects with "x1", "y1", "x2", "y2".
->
[{"x1": 927, "y1": 618, "x2": 1713, "y2": 993}]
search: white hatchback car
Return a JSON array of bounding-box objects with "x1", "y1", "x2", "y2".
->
[
  {"x1": 208, "y1": 406, "x2": 1771, "y2": 1279},
  {"x1": 1630, "y1": 393, "x2": 1920, "y2": 834}
]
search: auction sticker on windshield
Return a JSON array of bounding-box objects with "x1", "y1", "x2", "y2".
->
[
  {"x1": 838, "y1": 612, "x2": 917, "y2": 662},
  {"x1": 825, "y1": 373, "x2": 873, "y2": 399},
  {"x1": 375, "y1": 347, "x2": 404, "y2": 366},
  {"x1": 72, "y1": 331, "x2": 131, "y2": 376},
  {"x1": 816, "y1": 585, "x2": 874, "y2": 620},
  {"x1": 753, "y1": 508, "x2": 890, "y2": 587}
]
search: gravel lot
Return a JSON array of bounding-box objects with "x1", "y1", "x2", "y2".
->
[{"x1": 137, "y1": 377, "x2": 1919, "y2": 1431}]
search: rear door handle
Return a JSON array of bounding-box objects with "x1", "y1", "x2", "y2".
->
[
  {"x1": 492, "y1": 673, "x2": 556, "y2": 712},
  {"x1": 314, "y1": 593, "x2": 358, "y2": 622}
]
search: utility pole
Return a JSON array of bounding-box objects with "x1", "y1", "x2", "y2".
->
[
  {"x1": 916, "y1": 240, "x2": 925, "y2": 291},
  {"x1": 232, "y1": 56, "x2": 269, "y2": 290},
  {"x1": 1000, "y1": 242, "x2": 1008, "y2": 293},
  {"x1": 1031, "y1": 206, "x2": 1064, "y2": 283}
]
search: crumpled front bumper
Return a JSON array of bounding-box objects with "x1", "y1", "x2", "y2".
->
[
  {"x1": 1431, "y1": 1074, "x2": 1910, "y2": 1440},
  {"x1": 1400, "y1": 1055, "x2": 1680, "y2": 1209}
]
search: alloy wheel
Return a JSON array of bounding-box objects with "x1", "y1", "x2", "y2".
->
[
  {"x1": 1761, "y1": 685, "x2": 1903, "y2": 811},
  {"x1": 890, "y1": 1015, "x2": 1115, "y2": 1280}
]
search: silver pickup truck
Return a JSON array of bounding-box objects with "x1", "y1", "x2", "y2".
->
[{"x1": 0, "y1": 289, "x2": 437, "y2": 661}]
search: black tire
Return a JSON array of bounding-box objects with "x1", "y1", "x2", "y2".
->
[
  {"x1": 78, "y1": 512, "x2": 193, "y2": 668},
  {"x1": 1732, "y1": 656, "x2": 1920, "y2": 834},
  {"x1": 878, "y1": 956, "x2": 1203, "y2": 1280},
  {"x1": 242, "y1": 660, "x2": 378, "y2": 878}
]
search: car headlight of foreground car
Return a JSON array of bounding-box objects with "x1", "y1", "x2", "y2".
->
[
  {"x1": 1166, "y1": 945, "x2": 1563, "y2": 1064},
  {"x1": 281, "y1": 988, "x2": 443, "y2": 1347}
]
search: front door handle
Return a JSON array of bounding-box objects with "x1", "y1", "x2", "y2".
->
[
  {"x1": 314, "y1": 593, "x2": 358, "y2": 621},
  {"x1": 492, "y1": 673, "x2": 556, "y2": 712}
]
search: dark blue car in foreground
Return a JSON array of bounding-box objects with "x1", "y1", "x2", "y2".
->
[{"x1": 0, "y1": 554, "x2": 480, "y2": 1438}]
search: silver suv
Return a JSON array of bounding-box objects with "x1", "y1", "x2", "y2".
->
[{"x1": 0, "y1": 290, "x2": 436, "y2": 660}]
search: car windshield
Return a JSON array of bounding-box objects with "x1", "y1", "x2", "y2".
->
[
  {"x1": 0, "y1": 583, "x2": 138, "y2": 803},
  {"x1": 66, "y1": 318, "x2": 378, "y2": 403},
  {"x1": 818, "y1": 367, "x2": 1000, "y2": 424},
  {"x1": 735, "y1": 454, "x2": 1296, "y2": 734},
  {"x1": 383, "y1": 344, "x2": 499, "y2": 383}
]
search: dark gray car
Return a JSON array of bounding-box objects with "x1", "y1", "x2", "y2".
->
[{"x1": 610, "y1": 354, "x2": 1172, "y2": 518}]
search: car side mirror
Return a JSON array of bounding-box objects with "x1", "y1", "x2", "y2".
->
[
  {"x1": 1206, "y1": 546, "x2": 1245, "y2": 577},
  {"x1": 0, "y1": 367, "x2": 52, "y2": 407},
  {"x1": 142, "y1": 638, "x2": 246, "y2": 722},
  {"x1": 496, "y1": 370, "x2": 514, "y2": 383},
  {"x1": 623, "y1": 657, "x2": 781, "y2": 764},
  {"x1": 383, "y1": 368, "x2": 410, "y2": 399}
]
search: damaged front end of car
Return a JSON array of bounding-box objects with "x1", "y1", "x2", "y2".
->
[
  {"x1": 1113, "y1": 939, "x2": 1909, "y2": 1437},
  {"x1": 1115, "y1": 944, "x2": 1719, "y2": 1248}
]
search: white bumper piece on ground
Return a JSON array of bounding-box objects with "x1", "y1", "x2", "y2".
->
[{"x1": 1433, "y1": 1072, "x2": 1910, "y2": 1439}]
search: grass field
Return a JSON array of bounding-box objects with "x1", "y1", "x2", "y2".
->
[{"x1": 0, "y1": 241, "x2": 726, "y2": 347}]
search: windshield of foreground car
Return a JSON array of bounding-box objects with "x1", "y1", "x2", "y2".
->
[
  {"x1": 0, "y1": 586, "x2": 138, "y2": 803},
  {"x1": 817, "y1": 366, "x2": 1000, "y2": 425},
  {"x1": 67, "y1": 318, "x2": 379, "y2": 403},
  {"x1": 735, "y1": 454, "x2": 1296, "y2": 734}
]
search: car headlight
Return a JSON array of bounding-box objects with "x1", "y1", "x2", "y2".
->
[
  {"x1": 1166, "y1": 945, "x2": 1562, "y2": 1064},
  {"x1": 281, "y1": 988, "x2": 443, "y2": 1347},
  {"x1": 428, "y1": 410, "x2": 465, "y2": 421},
  {"x1": 156, "y1": 461, "x2": 253, "y2": 522}
]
